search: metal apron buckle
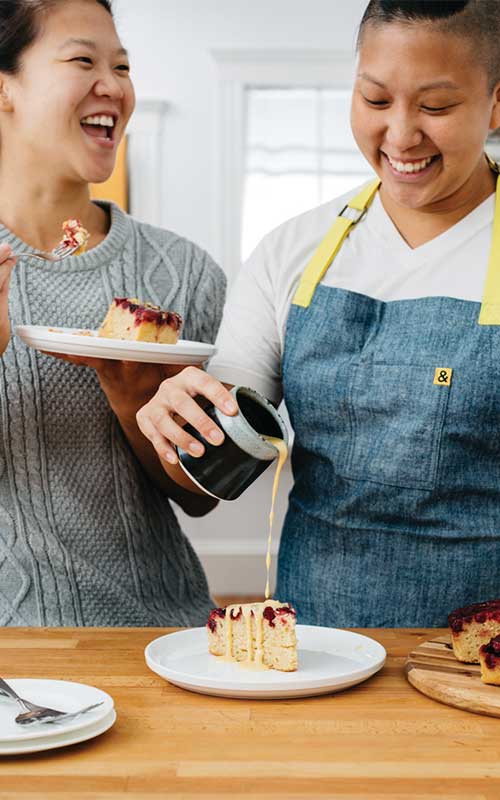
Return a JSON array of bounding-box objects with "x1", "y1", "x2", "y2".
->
[{"x1": 339, "y1": 204, "x2": 368, "y2": 224}]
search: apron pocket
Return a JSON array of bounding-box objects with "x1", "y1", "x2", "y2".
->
[{"x1": 339, "y1": 363, "x2": 451, "y2": 491}]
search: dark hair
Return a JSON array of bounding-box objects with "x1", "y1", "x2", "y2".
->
[
  {"x1": 0, "y1": 0, "x2": 113, "y2": 74},
  {"x1": 357, "y1": 0, "x2": 500, "y2": 92}
]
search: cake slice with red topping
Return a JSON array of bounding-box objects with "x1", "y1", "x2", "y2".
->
[
  {"x1": 448, "y1": 600, "x2": 500, "y2": 663},
  {"x1": 98, "y1": 297, "x2": 182, "y2": 344},
  {"x1": 60, "y1": 218, "x2": 90, "y2": 255},
  {"x1": 479, "y1": 635, "x2": 500, "y2": 685},
  {"x1": 207, "y1": 600, "x2": 297, "y2": 672}
]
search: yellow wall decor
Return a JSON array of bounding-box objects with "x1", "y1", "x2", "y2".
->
[{"x1": 90, "y1": 136, "x2": 128, "y2": 211}]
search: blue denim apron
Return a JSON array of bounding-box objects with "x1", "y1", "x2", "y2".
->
[{"x1": 278, "y1": 172, "x2": 500, "y2": 627}]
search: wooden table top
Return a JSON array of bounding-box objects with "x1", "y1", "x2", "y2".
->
[{"x1": 0, "y1": 627, "x2": 499, "y2": 799}]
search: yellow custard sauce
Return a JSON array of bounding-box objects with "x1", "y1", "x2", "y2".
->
[
  {"x1": 208, "y1": 433, "x2": 293, "y2": 672},
  {"x1": 215, "y1": 436, "x2": 289, "y2": 671},
  {"x1": 263, "y1": 436, "x2": 289, "y2": 600},
  {"x1": 220, "y1": 599, "x2": 289, "y2": 670}
]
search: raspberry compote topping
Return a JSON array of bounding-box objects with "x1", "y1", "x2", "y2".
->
[
  {"x1": 481, "y1": 635, "x2": 500, "y2": 656},
  {"x1": 448, "y1": 600, "x2": 500, "y2": 634},
  {"x1": 207, "y1": 603, "x2": 296, "y2": 631},
  {"x1": 60, "y1": 218, "x2": 90, "y2": 253},
  {"x1": 207, "y1": 607, "x2": 225, "y2": 633},
  {"x1": 481, "y1": 635, "x2": 500, "y2": 668},
  {"x1": 114, "y1": 297, "x2": 183, "y2": 331},
  {"x1": 263, "y1": 604, "x2": 296, "y2": 627}
]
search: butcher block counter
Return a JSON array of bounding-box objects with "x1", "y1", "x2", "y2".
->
[{"x1": 0, "y1": 626, "x2": 499, "y2": 799}]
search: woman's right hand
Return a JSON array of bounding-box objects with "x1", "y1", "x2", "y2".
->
[
  {"x1": 0, "y1": 244, "x2": 16, "y2": 355},
  {"x1": 136, "y1": 366, "x2": 237, "y2": 464}
]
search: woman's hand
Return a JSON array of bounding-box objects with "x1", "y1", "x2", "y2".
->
[
  {"x1": 92, "y1": 358, "x2": 182, "y2": 424},
  {"x1": 136, "y1": 366, "x2": 237, "y2": 464},
  {"x1": 0, "y1": 244, "x2": 16, "y2": 354}
]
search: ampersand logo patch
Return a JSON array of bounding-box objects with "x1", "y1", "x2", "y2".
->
[{"x1": 433, "y1": 367, "x2": 453, "y2": 386}]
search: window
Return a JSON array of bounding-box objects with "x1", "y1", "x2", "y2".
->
[
  {"x1": 242, "y1": 87, "x2": 372, "y2": 260},
  {"x1": 213, "y1": 49, "x2": 358, "y2": 276}
]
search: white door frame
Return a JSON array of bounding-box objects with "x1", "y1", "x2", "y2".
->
[{"x1": 127, "y1": 99, "x2": 169, "y2": 227}]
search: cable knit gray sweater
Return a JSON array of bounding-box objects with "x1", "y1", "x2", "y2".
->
[{"x1": 0, "y1": 202, "x2": 226, "y2": 627}]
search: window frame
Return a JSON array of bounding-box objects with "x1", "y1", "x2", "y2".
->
[{"x1": 211, "y1": 48, "x2": 355, "y2": 281}]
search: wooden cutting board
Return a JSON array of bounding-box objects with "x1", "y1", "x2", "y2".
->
[{"x1": 405, "y1": 635, "x2": 500, "y2": 717}]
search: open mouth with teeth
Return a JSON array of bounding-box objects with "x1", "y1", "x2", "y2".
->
[
  {"x1": 80, "y1": 114, "x2": 116, "y2": 142},
  {"x1": 383, "y1": 152, "x2": 440, "y2": 176}
]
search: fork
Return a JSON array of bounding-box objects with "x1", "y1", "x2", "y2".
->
[
  {"x1": 15, "y1": 702, "x2": 104, "y2": 726},
  {"x1": 11, "y1": 242, "x2": 81, "y2": 264},
  {"x1": 0, "y1": 677, "x2": 104, "y2": 726}
]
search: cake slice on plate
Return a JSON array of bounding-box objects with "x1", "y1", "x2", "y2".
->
[
  {"x1": 98, "y1": 297, "x2": 183, "y2": 344},
  {"x1": 207, "y1": 600, "x2": 297, "y2": 672}
]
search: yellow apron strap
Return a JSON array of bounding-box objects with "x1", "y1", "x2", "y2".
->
[
  {"x1": 292, "y1": 179, "x2": 381, "y2": 308},
  {"x1": 478, "y1": 172, "x2": 500, "y2": 324}
]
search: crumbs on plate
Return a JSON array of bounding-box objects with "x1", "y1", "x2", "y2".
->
[{"x1": 48, "y1": 327, "x2": 94, "y2": 336}]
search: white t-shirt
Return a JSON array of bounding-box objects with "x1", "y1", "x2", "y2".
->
[{"x1": 208, "y1": 184, "x2": 495, "y2": 403}]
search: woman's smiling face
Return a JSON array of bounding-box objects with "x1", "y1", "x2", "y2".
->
[
  {"x1": 1, "y1": 0, "x2": 135, "y2": 184},
  {"x1": 351, "y1": 21, "x2": 500, "y2": 211}
]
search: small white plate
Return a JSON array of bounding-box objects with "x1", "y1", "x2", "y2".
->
[
  {"x1": 16, "y1": 325, "x2": 216, "y2": 365},
  {"x1": 0, "y1": 709, "x2": 116, "y2": 755},
  {"x1": 145, "y1": 625, "x2": 386, "y2": 699},
  {"x1": 0, "y1": 679, "x2": 114, "y2": 743}
]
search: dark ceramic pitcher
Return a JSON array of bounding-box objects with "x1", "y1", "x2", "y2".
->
[{"x1": 176, "y1": 386, "x2": 288, "y2": 500}]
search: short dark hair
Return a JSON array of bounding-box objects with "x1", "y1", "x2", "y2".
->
[
  {"x1": 357, "y1": 0, "x2": 500, "y2": 92},
  {"x1": 0, "y1": 0, "x2": 113, "y2": 74}
]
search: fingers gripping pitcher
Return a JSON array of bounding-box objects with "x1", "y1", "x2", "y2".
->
[{"x1": 176, "y1": 386, "x2": 288, "y2": 502}]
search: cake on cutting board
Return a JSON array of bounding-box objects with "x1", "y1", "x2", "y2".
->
[
  {"x1": 479, "y1": 635, "x2": 500, "y2": 685},
  {"x1": 448, "y1": 600, "x2": 500, "y2": 663}
]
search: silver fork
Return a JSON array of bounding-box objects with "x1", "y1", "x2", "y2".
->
[
  {"x1": 0, "y1": 677, "x2": 104, "y2": 726},
  {"x1": 12, "y1": 242, "x2": 81, "y2": 264},
  {"x1": 15, "y1": 702, "x2": 104, "y2": 726}
]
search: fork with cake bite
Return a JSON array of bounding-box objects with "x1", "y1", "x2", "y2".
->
[
  {"x1": 12, "y1": 241, "x2": 82, "y2": 263},
  {"x1": 12, "y1": 218, "x2": 90, "y2": 263}
]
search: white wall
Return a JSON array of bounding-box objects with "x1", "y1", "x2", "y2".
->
[
  {"x1": 113, "y1": 0, "x2": 367, "y2": 259},
  {"x1": 112, "y1": 0, "x2": 367, "y2": 595}
]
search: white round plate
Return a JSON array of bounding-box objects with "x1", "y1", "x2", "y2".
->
[
  {"x1": 0, "y1": 679, "x2": 114, "y2": 743},
  {"x1": 145, "y1": 625, "x2": 386, "y2": 699},
  {"x1": 16, "y1": 325, "x2": 216, "y2": 365},
  {"x1": 0, "y1": 709, "x2": 116, "y2": 756}
]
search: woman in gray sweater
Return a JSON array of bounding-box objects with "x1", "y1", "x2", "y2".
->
[{"x1": 0, "y1": 0, "x2": 225, "y2": 626}]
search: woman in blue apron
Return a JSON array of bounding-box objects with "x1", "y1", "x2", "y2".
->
[{"x1": 137, "y1": 0, "x2": 500, "y2": 626}]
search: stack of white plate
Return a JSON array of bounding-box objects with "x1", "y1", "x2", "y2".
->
[{"x1": 0, "y1": 679, "x2": 115, "y2": 755}]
